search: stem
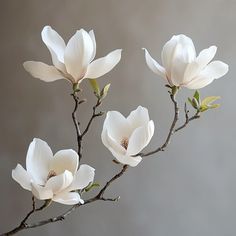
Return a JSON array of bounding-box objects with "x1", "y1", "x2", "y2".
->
[
  {"x1": 71, "y1": 91, "x2": 82, "y2": 160},
  {"x1": 1, "y1": 198, "x2": 50, "y2": 236},
  {"x1": 174, "y1": 104, "x2": 200, "y2": 132},
  {"x1": 1, "y1": 165, "x2": 128, "y2": 235},
  {"x1": 141, "y1": 92, "x2": 179, "y2": 157},
  {"x1": 81, "y1": 98, "x2": 103, "y2": 137}
]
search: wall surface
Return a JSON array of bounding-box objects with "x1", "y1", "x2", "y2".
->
[{"x1": 0, "y1": 0, "x2": 236, "y2": 235}]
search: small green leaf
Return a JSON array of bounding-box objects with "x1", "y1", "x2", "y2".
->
[
  {"x1": 201, "y1": 96, "x2": 221, "y2": 106},
  {"x1": 188, "y1": 97, "x2": 193, "y2": 106},
  {"x1": 89, "y1": 79, "x2": 100, "y2": 96},
  {"x1": 193, "y1": 90, "x2": 200, "y2": 103},
  {"x1": 100, "y1": 83, "x2": 111, "y2": 100},
  {"x1": 192, "y1": 97, "x2": 199, "y2": 109},
  {"x1": 209, "y1": 104, "x2": 220, "y2": 109},
  {"x1": 85, "y1": 182, "x2": 100, "y2": 192},
  {"x1": 199, "y1": 104, "x2": 209, "y2": 112}
]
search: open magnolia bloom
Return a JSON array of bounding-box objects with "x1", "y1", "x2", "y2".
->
[
  {"x1": 102, "y1": 106, "x2": 154, "y2": 167},
  {"x1": 12, "y1": 138, "x2": 95, "y2": 205},
  {"x1": 23, "y1": 26, "x2": 122, "y2": 84},
  {"x1": 144, "y1": 34, "x2": 229, "y2": 89}
]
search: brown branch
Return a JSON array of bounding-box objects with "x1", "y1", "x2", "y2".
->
[
  {"x1": 71, "y1": 90, "x2": 103, "y2": 161},
  {"x1": 1, "y1": 198, "x2": 50, "y2": 236},
  {"x1": 71, "y1": 91, "x2": 83, "y2": 160},
  {"x1": 81, "y1": 98, "x2": 103, "y2": 137},
  {"x1": 140, "y1": 92, "x2": 179, "y2": 157},
  {"x1": 1, "y1": 165, "x2": 128, "y2": 235},
  {"x1": 174, "y1": 103, "x2": 200, "y2": 133}
]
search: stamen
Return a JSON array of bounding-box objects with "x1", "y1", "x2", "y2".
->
[
  {"x1": 121, "y1": 138, "x2": 129, "y2": 150},
  {"x1": 47, "y1": 170, "x2": 57, "y2": 180}
]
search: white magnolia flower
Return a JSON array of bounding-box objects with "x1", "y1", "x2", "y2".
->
[
  {"x1": 23, "y1": 26, "x2": 122, "y2": 84},
  {"x1": 101, "y1": 106, "x2": 154, "y2": 167},
  {"x1": 12, "y1": 138, "x2": 95, "y2": 205},
  {"x1": 144, "y1": 34, "x2": 229, "y2": 89}
]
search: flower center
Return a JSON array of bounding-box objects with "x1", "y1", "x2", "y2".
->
[
  {"x1": 47, "y1": 170, "x2": 57, "y2": 180},
  {"x1": 121, "y1": 138, "x2": 129, "y2": 150}
]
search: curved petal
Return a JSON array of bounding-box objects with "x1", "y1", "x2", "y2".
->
[
  {"x1": 53, "y1": 192, "x2": 83, "y2": 205},
  {"x1": 85, "y1": 49, "x2": 122, "y2": 79},
  {"x1": 45, "y1": 170, "x2": 73, "y2": 194},
  {"x1": 23, "y1": 61, "x2": 65, "y2": 82},
  {"x1": 41, "y1": 26, "x2": 66, "y2": 64},
  {"x1": 183, "y1": 46, "x2": 217, "y2": 84},
  {"x1": 127, "y1": 106, "x2": 150, "y2": 130},
  {"x1": 31, "y1": 183, "x2": 53, "y2": 200},
  {"x1": 127, "y1": 120, "x2": 154, "y2": 155},
  {"x1": 26, "y1": 138, "x2": 53, "y2": 185},
  {"x1": 89, "y1": 30, "x2": 96, "y2": 61},
  {"x1": 143, "y1": 48, "x2": 166, "y2": 77},
  {"x1": 68, "y1": 164, "x2": 95, "y2": 191},
  {"x1": 50, "y1": 149, "x2": 79, "y2": 176},
  {"x1": 161, "y1": 36, "x2": 179, "y2": 78},
  {"x1": 111, "y1": 152, "x2": 142, "y2": 167},
  {"x1": 64, "y1": 29, "x2": 94, "y2": 82},
  {"x1": 102, "y1": 130, "x2": 141, "y2": 166},
  {"x1": 102, "y1": 129, "x2": 126, "y2": 155},
  {"x1": 170, "y1": 54, "x2": 188, "y2": 86},
  {"x1": 196, "y1": 46, "x2": 217, "y2": 70},
  {"x1": 12, "y1": 164, "x2": 32, "y2": 191},
  {"x1": 186, "y1": 61, "x2": 229, "y2": 89},
  {"x1": 201, "y1": 60, "x2": 229, "y2": 79},
  {"x1": 102, "y1": 111, "x2": 131, "y2": 141}
]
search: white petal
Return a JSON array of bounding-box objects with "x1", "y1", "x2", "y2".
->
[
  {"x1": 26, "y1": 138, "x2": 53, "y2": 185},
  {"x1": 196, "y1": 46, "x2": 217, "y2": 70},
  {"x1": 102, "y1": 111, "x2": 131, "y2": 141},
  {"x1": 170, "y1": 53, "x2": 189, "y2": 86},
  {"x1": 41, "y1": 26, "x2": 66, "y2": 63},
  {"x1": 53, "y1": 192, "x2": 83, "y2": 205},
  {"x1": 102, "y1": 129, "x2": 126, "y2": 155},
  {"x1": 176, "y1": 35, "x2": 196, "y2": 62},
  {"x1": 161, "y1": 36, "x2": 179, "y2": 77},
  {"x1": 101, "y1": 129, "x2": 142, "y2": 167},
  {"x1": 31, "y1": 183, "x2": 53, "y2": 200},
  {"x1": 201, "y1": 60, "x2": 229, "y2": 79},
  {"x1": 186, "y1": 61, "x2": 229, "y2": 89},
  {"x1": 89, "y1": 30, "x2": 96, "y2": 61},
  {"x1": 183, "y1": 46, "x2": 217, "y2": 84},
  {"x1": 127, "y1": 120, "x2": 154, "y2": 155},
  {"x1": 45, "y1": 170, "x2": 73, "y2": 194},
  {"x1": 127, "y1": 106, "x2": 150, "y2": 129},
  {"x1": 12, "y1": 164, "x2": 32, "y2": 191},
  {"x1": 64, "y1": 29, "x2": 94, "y2": 82},
  {"x1": 85, "y1": 49, "x2": 122, "y2": 79},
  {"x1": 111, "y1": 152, "x2": 142, "y2": 167},
  {"x1": 68, "y1": 164, "x2": 95, "y2": 191},
  {"x1": 143, "y1": 48, "x2": 166, "y2": 77},
  {"x1": 23, "y1": 61, "x2": 65, "y2": 82},
  {"x1": 50, "y1": 149, "x2": 79, "y2": 176}
]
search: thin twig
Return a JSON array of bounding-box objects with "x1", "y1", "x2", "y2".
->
[
  {"x1": 71, "y1": 91, "x2": 83, "y2": 160},
  {"x1": 174, "y1": 104, "x2": 200, "y2": 132},
  {"x1": 81, "y1": 98, "x2": 103, "y2": 137},
  {"x1": 1, "y1": 165, "x2": 128, "y2": 235},
  {"x1": 1, "y1": 198, "x2": 50, "y2": 236},
  {"x1": 140, "y1": 92, "x2": 179, "y2": 157}
]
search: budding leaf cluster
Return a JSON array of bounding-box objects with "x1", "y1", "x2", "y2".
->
[
  {"x1": 89, "y1": 79, "x2": 111, "y2": 101},
  {"x1": 188, "y1": 90, "x2": 220, "y2": 112}
]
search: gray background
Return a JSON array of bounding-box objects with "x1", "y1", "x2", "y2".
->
[{"x1": 0, "y1": 0, "x2": 235, "y2": 235}]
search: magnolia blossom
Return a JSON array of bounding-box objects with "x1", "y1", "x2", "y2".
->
[
  {"x1": 23, "y1": 26, "x2": 122, "y2": 84},
  {"x1": 101, "y1": 106, "x2": 154, "y2": 167},
  {"x1": 144, "y1": 34, "x2": 229, "y2": 89},
  {"x1": 12, "y1": 138, "x2": 95, "y2": 205}
]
